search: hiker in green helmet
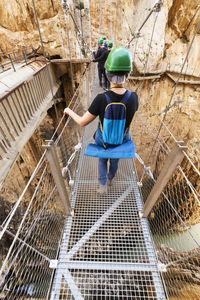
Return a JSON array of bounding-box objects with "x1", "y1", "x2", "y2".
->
[
  {"x1": 64, "y1": 47, "x2": 139, "y2": 195},
  {"x1": 102, "y1": 36, "x2": 108, "y2": 49},
  {"x1": 104, "y1": 40, "x2": 113, "y2": 90},
  {"x1": 93, "y1": 38, "x2": 108, "y2": 88}
]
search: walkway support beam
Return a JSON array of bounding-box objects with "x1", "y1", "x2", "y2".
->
[
  {"x1": 44, "y1": 140, "x2": 71, "y2": 216},
  {"x1": 142, "y1": 142, "x2": 187, "y2": 218}
]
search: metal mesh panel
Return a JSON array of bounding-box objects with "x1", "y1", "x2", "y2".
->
[
  {"x1": 0, "y1": 160, "x2": 65, "y2": 299},
  {"x1": 67, "y1": 185, "x2": 149, "y2": 263},
  {"x1": 55, "y1": 269, "x2": 161, "y2": 299},
  {"x1": 142, "y1": 164, "x2": 200, "y2": 299},
  {"x1": 0, "y1": 64, "x2": 94, "y2": 299},
  {"x1": 50, "y1": 70, "x2": 165, "y2": 299},
  {"x1": 137, "y1": 107, "x2": 200, "y2": 299}
]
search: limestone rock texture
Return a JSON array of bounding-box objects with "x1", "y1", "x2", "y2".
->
[
  {"x1": 0, "y1": 0, "x2": 89, "y2": 58},
  {"x1": 1, "y1": 0, "x2": 200, "y2": 74},
  {"x1": 0, "y1": 0, "x2": 200, "y2": 226},
  {"x1": 1, "y1": 2, "x2": 200, "y2": 298},
  {"x1": 0, "y1": 0, "x2": 200, "y2": 217}
]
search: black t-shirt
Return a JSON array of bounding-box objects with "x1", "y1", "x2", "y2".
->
[
  {"x1": 93, "y1": 47, "x2": 108, "y2": 65},
  {"x1": 88, "y1": 90, "x2": 139, "y2": 129}
]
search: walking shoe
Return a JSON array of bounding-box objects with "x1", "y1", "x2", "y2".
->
[
  {"x1": 107, "y1": 179, "x2": 114, "y2": 187},
  {"x1": 97, "y1": 184, "x2": 107, "y2": 195}
]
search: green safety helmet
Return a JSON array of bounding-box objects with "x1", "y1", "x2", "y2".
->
[
  {"x1": 98, "y1": 38, "x2": 104, "y2": 45},
  {"x1": 107, "y1": 40, "x2": 113, "y2": 48},
  {"x1": 105, "y1": 47, "x2": 132, "y2": 72},
  {"x1": 102, "y1": 35, "x2": 107, "y2": 40}
]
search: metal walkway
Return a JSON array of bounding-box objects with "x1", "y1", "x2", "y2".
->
[{"x1": 50, "y1": 73, "x2": 166, "y2": 299}]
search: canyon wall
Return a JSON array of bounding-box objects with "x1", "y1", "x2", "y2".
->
[
  {"x1": 1, "y1": 0, "x2": 200, "y2": 75},
  {"x1": 1, "y1": 2, "x2": 200, "y2": 298},
  {"x1": 1, "y1": 0, "x2": 200, "y2": 218},
  {"x1": 1, "y1": 0, "x2": 200, "y2": 211}
]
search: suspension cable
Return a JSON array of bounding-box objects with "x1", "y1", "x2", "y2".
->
[
  {"x1": 126, "y1": 0, "x2": 162, "y2": 48},
  {"x1": 166, "y1": 247, "x2": 200, "y2": 268},
  {"x1": 178, "y1": 166, "x2": 200, "y2": 206},
  {"x1": 0, "y1": 225, "x2": 50, "y2": 262},
  {"x1": 0, "y1": 153, "x2": 46, "y2": 239},
  {"x1": 137, "y1": 156, "x2": 200, "y2": 248},
  {"x1": 62, "y1": 0, "x2": 92, "y2": 55},
  {"x1": 147, "y1": 18, "x2": 200, "y2": 162},
  {"x1": 99, "y1": 0, "x2": 102, "y2": 35},
  {"x1": 162, "y1": 191, "x2": 200, "y2": 248},
  {"x1": 182, "y1": 150, "x2": 200, "y2": 177},
  {"x1": 0, "y1": 166, "x2": 50, "y2": 281},
  {"x1": 138, "y1": 11, "x2": 160, "y2": 96},
  {"x1": 65, "y1": 12, "x2": 75, "y2": 94},
  {"x1": 110, "y1": 0, "x2": 112, "y2": 40},
  {"x1": 55, "y1": 63, "x2": 91, "y2": 145},
  {"x1": 31, "y1": 0, "x2": 59, "y2": 121},
  {"x1": 130, "y1": 10, "x2": 160, "y2": 153},
  {"x1": 0, "y1": 186, "x2": 56, "y2": 287}
]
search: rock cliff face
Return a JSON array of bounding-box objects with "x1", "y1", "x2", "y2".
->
[
  {"x1": 1, "y1": 1, "x2": 200, "y2": 209},
  {"x1": 0, "y1": 0, "x2": 90, "y2": 58},
  {"x1": 1, "y1": 1, "x2": 200, "y2": 73},
  {"x1": 1, "y1": 0, "x2": 200, "y2": 226},
  {"x1": 1, "y1": 2, "x2": 200, "y2": 299}
]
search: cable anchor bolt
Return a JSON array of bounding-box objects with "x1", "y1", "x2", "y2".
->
[
  {"x1": 158, "y1": 262, "x2": 167, "y2": 272},
  {"x1": 74, "y1": 142, "x2": 82, "y2": 150},
  {"x1": 62, "y1": 1, "x2": 70, "y2": 13},
  {"x1": 153, "y1": 0, "x2": 163, "y2": 12},
  {"x1": 135, "y1": 30, "x2": 141, "y2": 38},
  {"x1": 138, "y1": 211, "x2": 144, "y2": 218},
  {"x1": 69, "y1": 179, "x2": 74, "y2": 186},
  {"x1": 49, "y1": 260, "x2": 58, "y2": 269}
]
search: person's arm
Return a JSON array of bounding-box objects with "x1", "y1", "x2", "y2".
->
[
  {"x1": 94, "y1": 48, "x2": 101, "y2": 59},
  {"x1": 93, "y1": 50, "x2": 106, "y2": 62},
  {"x1": 64, "y1": 108, "x2": 96, "y2": 127}
]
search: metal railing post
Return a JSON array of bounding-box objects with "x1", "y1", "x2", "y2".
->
[
  {"x1": 8, "y1": 54, "x2": 16, "y2": 72},
  {"x1": 142, "y1": 142, "x2": 187, "y2": 218},
  {"x1": 32, "y1": 47, "x2": 36, "y2": 61},
  {"x1": 23, "y1": 49, "x2": 28, "y2": 65},
  {"x1": 44, "y1": 140, "x2": 72, "y2": 216}
]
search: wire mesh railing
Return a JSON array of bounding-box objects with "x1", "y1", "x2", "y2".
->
[
  {"x1": 0, "y1": 63, "x2": 93, "y2": 299},
  {"x1": 133, "y1": 109, "x2": 200, "y2": 299},
  {"x1": 0, "y1": 155, "x2": 64, "y2": 298},
  {"x1": 128, "y1": 7, "x2": 200, "y2": 294},
  {"x1": 0, "y1": 38, "x2": 200, "y2": 300}
]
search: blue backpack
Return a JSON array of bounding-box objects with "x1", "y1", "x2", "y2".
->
[
  {"x1": 84, "y1": 90, "x2": 135, "y2": 159},
  {"x1": 100, "y1": 91, "x2": 131, "y2": 147}
]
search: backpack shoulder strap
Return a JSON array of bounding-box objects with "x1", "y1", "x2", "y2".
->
[
  {"x1": 104, "y1": 93, "x2": 112, "y2": 104},
  {"x1": 121, "y1": 90, "x2": 132, "y2": 104}
]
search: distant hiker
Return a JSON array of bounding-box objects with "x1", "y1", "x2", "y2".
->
[
  {"x1": 64, "y1": 47, "x2": 138, "y2": 195},
  {"x1": 104, "y1": 40, "x2": 113, "y2": 90},
  {"x1": 102, "y1": 35, "x2": 108, "y2": 49},
  {"x1": 93, "y1": 38, "x2": 108, "y2": 88}
]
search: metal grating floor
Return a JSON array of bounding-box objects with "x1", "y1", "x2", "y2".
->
[{"x1": 50, "y1": 71, "x2": 166, "y2": 299}]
